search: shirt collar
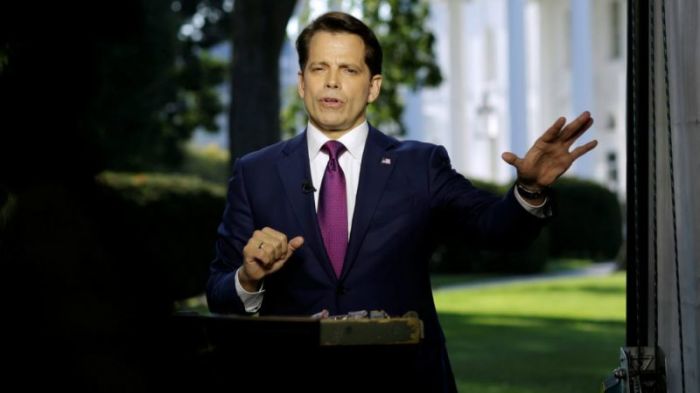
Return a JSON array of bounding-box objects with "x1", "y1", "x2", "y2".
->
[{"x1": 307, "y1": 121, "x2": 369, "y2": 160}]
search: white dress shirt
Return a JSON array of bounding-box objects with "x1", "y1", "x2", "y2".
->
[
  {"x1": 307, "y1": 121, "x2": 368, "y2": 234},
  {"x1": 234, "y1": 121, "x2": 546, "y2": 313}
]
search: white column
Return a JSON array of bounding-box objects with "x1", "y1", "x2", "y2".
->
[
  {"x1": 448, "y1": 0, "x2": 467, "y2": 173},
  {"x1": 507, "y1": 0, "x2": 528, "y2": 182},
  {"x1": 570, "y1": 0, "x2": 595, "y2": 176}
]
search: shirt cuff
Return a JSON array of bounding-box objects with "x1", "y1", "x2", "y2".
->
[
  {"x1": 234, "y1": 267, "x2": 264, "y2": 313},
  {"x1": 514, "y1": 187, "x2": 549, "y2": 219}
]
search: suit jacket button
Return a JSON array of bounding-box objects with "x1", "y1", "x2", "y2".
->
[{"x1": 336, "y1": 285, "x2": 346, "y2": 295}]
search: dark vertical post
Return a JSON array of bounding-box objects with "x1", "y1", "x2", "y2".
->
[
  {"x1": 229, "y1": 0, "x2": 297, "y2": 162},
  {"x1": 626, "y1": 0, "x2": 650, "y2": 347}
]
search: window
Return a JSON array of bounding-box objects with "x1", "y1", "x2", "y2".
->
[
  {"x1": 610, "y1": 0, "x2": 622, "y2": 59},
  {"x1": 607, "y1": 151, "x2": 618, "y2": 182}
]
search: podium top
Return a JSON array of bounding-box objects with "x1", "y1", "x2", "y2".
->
[{"x1": 173, "y1": 311, "x2": 423, "y2": 346}]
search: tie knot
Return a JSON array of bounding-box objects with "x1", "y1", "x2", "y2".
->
[{"x1": 321, "y1": 140, "x2": 346, "y2": 160}]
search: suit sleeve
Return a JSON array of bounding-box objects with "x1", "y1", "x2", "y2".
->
[
  {"x1": 206, "y1": 158, "x2": 255, "y2": 314},
  {"x1": 428, "y1": 145, "x2": 548, "y2": 250}
]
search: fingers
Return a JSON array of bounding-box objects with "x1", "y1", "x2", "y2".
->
[
  {"x1": 541, "y1": 112, "x2": 594, "y2": 145},
  {"x1": 571, "y1": 139, "x2": 598, "y2": 160},
  {"x1": 540, "y1": 117, "x2": 566, "y2": 142},
  {"x1": 282, "y1": 236, "x2": 305, "y2": 261},
  {"x1": 243, "y1": 228, "x2": 304, "y2": 278},
  {"x1": 288, "y1": 236, "x2": 304, "y2": 252},
  {"x1": 261, "y1": 226, "x2": 288, "y2": 257},
  {"x1": 560, "y1": 111, "x2": 593, "y2": 143},
  {"x1": 563, "y1": 118, "x2": 594, "y2": 149},
  {"x1": 501, "y1": 151, "x2": 520, "y2": 166},
  {"x1": 245, "y1": 227, "x2": 287, "y2": 266}
]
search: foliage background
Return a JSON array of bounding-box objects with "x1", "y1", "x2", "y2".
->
[{"x1": 0, "y1": 1, "x2": 623, "y2": 391}]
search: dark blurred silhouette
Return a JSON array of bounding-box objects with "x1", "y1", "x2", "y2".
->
[
  {"x1": 0, "y1": 1, "x2": 445, "y2": 391},
  {"x1": 0, "y1": 2, "x2": 214, "y2": 391}
]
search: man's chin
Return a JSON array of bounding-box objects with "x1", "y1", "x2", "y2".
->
[{"x1": 312, "y1": 119, "x2": 353, "y2": 134}]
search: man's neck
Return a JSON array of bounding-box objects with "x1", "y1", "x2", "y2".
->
[
  {"x1": 310, "y1": 122, "x2": 367, "y2": 138},
  {"x1": 321, "y1": 130, "x2": 351, "y2": 140},
  {"x1": 307, "y1": 121, "x2": 369, "y2": 160},
  {"x1": 309, "y1": 121, "x2": 367, "y2": 140}
]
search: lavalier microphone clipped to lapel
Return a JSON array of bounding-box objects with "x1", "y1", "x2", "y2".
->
[{"x1": 302, "y1": 180, "x2": 317, "y2": 194}]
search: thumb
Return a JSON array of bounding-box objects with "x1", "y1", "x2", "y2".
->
[
  {"x1": 288, "y1": 236, "x2": 304, "y2": 253},
  {"x1": 501, "y1": 152, "x2": 520, "y2": 167}
]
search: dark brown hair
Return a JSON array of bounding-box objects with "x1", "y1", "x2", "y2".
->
[{"x1": 296, "y1": 11, "x2": 383, "y2": 77}]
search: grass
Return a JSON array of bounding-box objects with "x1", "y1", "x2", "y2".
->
[
  {"x1": 431, "y1": 273, "x2": 497, "y2": 289},
  {"x1": 543, "y1": 258, "x2": 597, "y2": 273},
  {"x1": 431, "y1": 259, "x2": 603, "y2": 289},
  {"x1": 434, "y1": 272, "x2": 625, "y2": 393}
]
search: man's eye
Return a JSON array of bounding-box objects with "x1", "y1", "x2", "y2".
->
[{"x1": 345, "y1": 68, "x2": 358, "y2": 74}]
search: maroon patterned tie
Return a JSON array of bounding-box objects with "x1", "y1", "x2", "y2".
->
[{"x1": 317, "y1": 140, "x2": 348, "y2": 277}]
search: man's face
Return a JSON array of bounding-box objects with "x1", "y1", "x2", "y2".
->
[{"x1": 298, "y1": 31, "x2": 382, "y2": 137}]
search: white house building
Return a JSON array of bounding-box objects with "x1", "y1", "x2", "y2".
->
[
  {"x1": 200, "y1": 0, "x2": 628, "y2": 194},
  {"x1": 403, "y1": 0, "x2": 627, "y2": 194}
]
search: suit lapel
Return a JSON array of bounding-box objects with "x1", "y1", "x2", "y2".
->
[
  {"x1": 277, "y1": 131, "x2": 337, "y2": 282},
  {"x1": 341, "y1": 127, "x2": 397, "y2": 279}
]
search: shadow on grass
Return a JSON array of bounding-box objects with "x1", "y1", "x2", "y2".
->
[
  {"x1": 438, "y1": 312, "x2": 624, "y2": 393},
  {"x1": 515, "y1": 283, "x2": 624, "y2": 295}
]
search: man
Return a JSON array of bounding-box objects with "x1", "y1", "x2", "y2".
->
[{"x1": 206, "y1": 11, "x2": 596, "y2": 392}]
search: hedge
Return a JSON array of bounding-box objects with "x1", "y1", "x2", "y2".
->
[
  {"x1": 95, "y1": 172, "x2": 226, "y2": 300},
  {"x1": 1, "y1": 173, "x2": 622, "y2": 299},
  {"x1": 548, "y1": 178, "x2": 623, "y2": 261},
  {"x1": 430, "y1": 177, "x2": 623, "y2": 274}
]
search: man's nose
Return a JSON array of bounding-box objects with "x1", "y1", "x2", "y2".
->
[{"x1": 325, "y1": 70, "x2": 339, "y2": 88}]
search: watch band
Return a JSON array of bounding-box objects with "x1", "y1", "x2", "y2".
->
[{"x1": 516, "y1": 182, "x2": 548, "y2": 200}]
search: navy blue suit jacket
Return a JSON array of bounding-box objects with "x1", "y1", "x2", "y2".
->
[{"x1": 207, "y1": 126, "x2": 546, "y2": 391}]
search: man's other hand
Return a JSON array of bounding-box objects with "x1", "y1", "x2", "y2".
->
[
  {"x1": 501, "y1": 111, "x2": 598, "y2": 190},
  {"x1": 239, "y1": 227, "x2": 304, "y2": 292}
]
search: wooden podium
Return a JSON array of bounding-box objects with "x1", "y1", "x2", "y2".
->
[{"x1": 169, "y1": 311, "x2": 424, "y2": 392}]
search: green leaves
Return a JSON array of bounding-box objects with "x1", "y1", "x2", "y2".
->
[{"x1": 362, "y1": 0, "x2": 443, "y2": 134}]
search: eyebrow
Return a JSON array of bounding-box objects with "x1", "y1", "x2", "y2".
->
[{"x1": 307, "y1": 61, "x2": 364, "y2": 69}]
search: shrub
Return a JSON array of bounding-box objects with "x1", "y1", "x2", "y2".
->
[
  {"x1": 97, "y1": 171, "x2": 226, "y2": 300},
  {"x1": 430, "y1": 177, "x2": 623, "y2": 274},
  {"x1": 430, "y1": 178, "x2": 548, "y2": 274},
  {"x1": 432, "y1": 227, "x2": 551, "y2": 274},
  {"x1": 549, "y1": 178, "x2": 623, "y2": 261},
  {"x1": 178, "y1": 143, "x2": 230, "y2": 184}
]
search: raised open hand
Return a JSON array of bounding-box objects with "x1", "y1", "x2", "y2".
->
[{"x1": 501, "y1": 111, "x2": 598, "y2": 191}]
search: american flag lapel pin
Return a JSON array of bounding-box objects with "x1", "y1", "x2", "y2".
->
[{"x1": 381, "y1": 157, "x2": 391, "y2": 165}]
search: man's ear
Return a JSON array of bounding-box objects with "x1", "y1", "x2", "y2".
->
[
  {"x1": 367, "y1": 74, "x2": 382, "y2": 104},
  {"x1": 297, "y1": 71, "x2": 305, "y2": 99}
]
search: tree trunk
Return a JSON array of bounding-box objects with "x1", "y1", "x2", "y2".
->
[{"x1": 229, "y1": 0, "x2": 297, "y2": 162}]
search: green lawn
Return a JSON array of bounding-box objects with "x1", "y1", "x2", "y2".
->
[
  {"x1": 431, "y1": 273, "x2": 497, "y2": 289},
  {"x1": 434, "y1": 272, "x2": 625, "y2": 393}
]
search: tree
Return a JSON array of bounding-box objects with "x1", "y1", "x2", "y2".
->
[
  {"x1": 177, "y1": 0, "x2": 442, "y2": 163},
  {"x1": 229, "y1": 0, "x2": 297, "y2": 160},
  {"x1": 173, "y1": 0, "x2": 297, "y2": 161},
  {"x1": 0, "y1": 0, "x2": 226, "y2": 189},
  {"x1": 361, "y1": 0, "x2": 443, "y2": 134}
]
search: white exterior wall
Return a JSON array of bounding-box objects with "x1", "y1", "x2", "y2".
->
[
  {"x1": 408, "y1": 0, "x2": 627, "y2": 195},
  {"x1": 650, "y1": 1, "x2": 700, "y2": 391}
]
